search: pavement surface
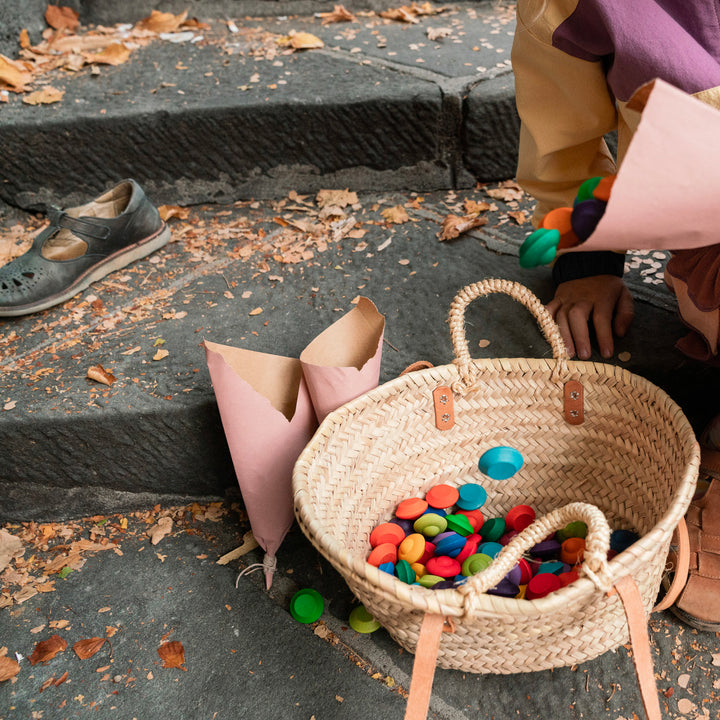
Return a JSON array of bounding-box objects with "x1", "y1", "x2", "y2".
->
[{"x1": 1, "y1": 2, "x2": 720, "y2": 720}]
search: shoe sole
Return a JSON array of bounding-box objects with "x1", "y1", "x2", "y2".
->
[
  {"x1": 668, "y1": 603, "x2": 720, "y2": 632},
  {"x1": 0, "y1": 223, "x2": 171, "y2": 317}
]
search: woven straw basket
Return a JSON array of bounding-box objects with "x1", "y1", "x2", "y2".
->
[{"x1": 293, "y1": 280, "x2": 699, "y2": 691}]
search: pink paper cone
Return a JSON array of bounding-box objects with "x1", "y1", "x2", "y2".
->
[
  {"x1": 300, "y1": 297, "x2": 385, "y2": 423},
  {"x1": 560, "y1": 79, "x2": 720, "y2": 256},
  {"x1": 204, "y1": 341, "x2": 317, "y2": 588}
]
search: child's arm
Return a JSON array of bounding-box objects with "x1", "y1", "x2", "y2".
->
[{"x1": 512, "y1": 1, "x2": 633, "y2": 358}]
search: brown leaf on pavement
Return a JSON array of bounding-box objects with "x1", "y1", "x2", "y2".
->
[
  {"x1": 30, "y1": 635, "x2": 67, "y2": 665},
  {"x1": 0, "y1": 529, "x2": 24, "y2": 572},
  {"x1": 73, "y1": 637, "x2": 110, "y2": 660},
  {"x1": 278, "y1": 31, "x2": 324, "y2": 50},
  {"x1": 22, "y1": 86, "x2": 64, "y2": 105},
  {"x1": 135, "y1": 10, "x2": 189, "y2": 34},
  {"x1": 316, "y1": 188, "x2": 358, "y2": 209},
  {"x1": 319, "y1": 5, "x2": 357, "y2": 24},
  {"x1": 0, "y1": 54, "x2": 33, "y2": 91},
  {"x1": 484, "y1": 180, "x2": 525, "y2": 203},
  {"x1": 381, "y1": 205, "x2": 411, "y2": 224},
  {"x1": 83, "y1": 42, "x2": 131, "y2": 66},
  {"x1": 147, "y1": 516, "x2": 173, "y2": 545},
  {"x1": 437, "y1": 214, "x2": 488, "y2": 241},
  {"x1": 0, "y1": 655, "x2": 20, "y2": 683},
  {"x1": 158, "y1": 205, "x2": 190, "y2": 221},
  {"x1": 45, "y1": 5, "x2": 80, "y2": 32},
  {"x1": 158, "y1": 641, "x2": 186, "y2": 670},
  {"x1": 87, "y1": 364, "x2": 116, "y2": 386}
]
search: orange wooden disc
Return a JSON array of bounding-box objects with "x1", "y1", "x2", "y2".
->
[
  {"x1": 540, "y1": 206, "x2": 573, "y2": 235},
  {"x1": 592, "y1": 175, "x2": 616, "y2": 202},
  {"x1": 425, "y1": 484, "x2": 459, "y2": 509},
  {"x1": 369, "y1": 522, "x2": 405, "y2": 548},
  {"x1": 367, "y1": 542, "x2": 397, "y2": 567},
  {"x1": 395, "y1": 497, "x2": 428, "y2": 520}
]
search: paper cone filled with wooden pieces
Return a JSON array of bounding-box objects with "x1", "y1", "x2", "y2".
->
[
  {"x1": 204, "y1": 297, "x2": 385, "y2": 588},
  {"x1": 558, "y1": 78, "x2": 720, "y2": 255}
]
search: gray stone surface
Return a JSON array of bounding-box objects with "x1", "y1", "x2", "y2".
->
[
  {"x1": 1, "y1": 187, "x2": 718, "y2": 521},
  {"x1": 0, "y1": 3, "x2": 517, "y2": 209},
  {"x1": 2, "y1": 501, "x2": 720, "y2": 720}
]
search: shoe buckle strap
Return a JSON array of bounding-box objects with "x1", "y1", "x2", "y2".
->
[{"x1": 48, "y1": 207, "x2": 111, "y2": 241}]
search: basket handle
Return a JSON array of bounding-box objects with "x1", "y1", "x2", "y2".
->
[
  {"x1": 448, "y1": 279, "x2": 570, "y2": 393},
  {"x1": 457, "y1": 502, "x2": 612, "y2": 605}
]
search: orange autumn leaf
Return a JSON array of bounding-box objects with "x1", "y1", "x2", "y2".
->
[
  {"x1": 22, "y1": 86, "x2": 64, "y2": 105},
  {"x1": 158, "y1": 205, "x2": 190, "y2": 221},
  {"x1": 135, "y1": 10, "x2": 188, "y2": 34},
  {"x1": 84, "y1": 43, "x2": 131, "y2": 66},
  {"x1": 0, "y1": 54, "x2": 33, "y2": 91},
  {"x1": 437, "y1": 213, "x2": 488, "y2": 241},
  {"x1": 381, "y1": 205, "x2": 411, "y2": 224},
  {"x1": 157, "y1": 641, "x2": 186, "y2": 670},
  {"x1": 319, "y1": 5, "x2": 356, "y2": 24},
  {"x1": 316, "y1": 188, "x2": 358, "y2": 208},
  {"x1": 484, "y1": 180, "x2": 525, "y2": 203},
  {"x1": 19, "y1": 29, "x2": 31, "y2": 50},
  {"x1": 87, "y1": 364, "x2": 116, "y2": 386},
  {"x1": 73, "y1": 637, "x2": 109, "y2": 660},
  {"x1": 30, "y1": 635, "x2": 67, "y2": 665},
  {"x1": 278, "y1": 31, "x2": 324, "y2": 50},
  {"x1": 45, "y1": 5, "x2": 80, "y2": 32},
  {"x1": 0, "y1": 655, "x2": 20, "y2": 682}
]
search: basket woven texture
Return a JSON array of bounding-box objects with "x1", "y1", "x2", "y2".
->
[{"x1": 293, "y1": 279, "x2": 699, "y2": 674}]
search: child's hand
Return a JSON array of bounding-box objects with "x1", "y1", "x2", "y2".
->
[{"x1": 546, "y1": 275, "x2": 634, "y2": 360}]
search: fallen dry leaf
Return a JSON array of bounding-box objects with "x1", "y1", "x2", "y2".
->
[
  {"x1": 316, "y1": 188, "x2": 358, "y2": 209},
  {"x1": 0, "y1": 529, "x2": 24, "y2": 572},
  {"x1": 22, "y1": 86, "x2": 64, "y2": 105},
  {"x1": 135, "y1": 10, "x2": 189, "y2": 34},
  {"x1": 158, "y1": 640, "x2": 186, "y2": 670},
  {"x1": 217, "y1": 531, "x2": 259, "y2": 565},
  {"x1": 30, "y1": 635, "x2": 67, "y2": 665},
  {"x1": 87, "y1": 364, "x2": 116, "y2": 386},
  {"x1": 318, "y1": 4, "x2": 356, "y2": 24},
  {"x1": 248, "y1": 307, "x2": 263, "y2": 316},
  {"x1": 382, "y1": 205, "x2": 411, "y2": 224},
  {"x1": 2, "y1": 400, "x2": 17, "y2": 411},
  {"x1": 152, "y1": 348, "x2": 169, "y2": 361},
  {"x1": 0, "y1": 655, "x2": 20, "y2": 683},
  {"x1": 158, "y1": 204, "x2": 190, "y2": 221},
  {"x1": 427, "y1": 26, "x2": 452, "y2": 40},
  {"x1": 83, "y1": 43, "x2": 131, "y2": 66},
  {"x1": 437, "y1": 213, "x2": 488, "y2": 241},
  {"x1": 73, "y1": 637, "x2": 110, "y2": 660},
  {"x1": 484, "y1": 180, "x2": 524, "y2": 203},
  {"x1": 45, "y1": 5, "x2": 80, "y2": 31},
  {"x1": 147, "y1": 516, "x2": 172, "y2": 545},
  {"x1": 278, "y1": 31, "x2": 324, "y2": 50},
  {"x1": 507, "y1": 210, "x2": 528, "y2": 225},
  {"x1": 0, "y1": 54, "x2": 33, "y2": 91}
]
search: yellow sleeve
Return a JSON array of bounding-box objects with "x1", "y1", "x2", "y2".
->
[{"x1": 512, "y1": 0, "x2": 618, "y2": 225}]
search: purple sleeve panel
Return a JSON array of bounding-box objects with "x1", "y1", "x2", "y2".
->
[{"x1": 553, "y1": 0, "x2": 720, "y2": 101}]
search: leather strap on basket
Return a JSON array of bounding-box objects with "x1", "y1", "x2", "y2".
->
[
  {"x1": 403, "y1": 614, "x2": 447, "y2": 720},
  {"x1": 653, "y1": 516, "x2": 690, "y2": 613},
  {"x1": 610, "y1": 575, "x2": 662, "y2": 720}
]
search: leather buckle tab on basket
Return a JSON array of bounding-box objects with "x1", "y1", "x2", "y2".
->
[
  {"x1": 564, "y1": 380, "x2": 584, "y2": 425},
  {"x1": 432, "y1": 386, "x2": 454, "y2": 430}
]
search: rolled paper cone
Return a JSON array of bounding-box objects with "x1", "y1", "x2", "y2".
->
[
  {"x1": 559, "y1": 79, "x2": 720, "y2": 255},
  {"x1": 204, "y1": 341, "x2": 318, "y2": 587},
  {"x1": 300, "y1": 297, "x2": 385, "y2": 423}
]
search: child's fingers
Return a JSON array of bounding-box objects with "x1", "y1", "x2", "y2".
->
[
  {"x1": 566, "y1": 303, "x2": 593, "y2": 360},
  {"x1": 612, "y1": 285, "x2": 635, "y2": 337},
  {"x1": 546, "y1": 299, "x2": 577, "y2": 358},
  {"x1": 592, "y1": 305, "x2": 615, "y2": 359}
]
